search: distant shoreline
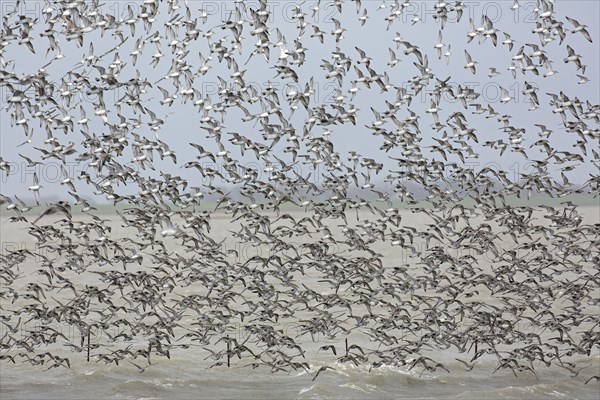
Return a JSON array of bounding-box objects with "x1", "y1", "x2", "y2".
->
[{"x1": 2, "y1": 194, "x2": 598, "y2": 217}]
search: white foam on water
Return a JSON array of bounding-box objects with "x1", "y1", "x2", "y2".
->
[
  {"x1": 339, "y1": 382, "x2": 368, "y2": 393},
  {"x1": 548, "y1": 390, "x2": 568, "y2": 398},
  {"x1": 298, "y1": 385, "x2": 314, "y2": 395}
]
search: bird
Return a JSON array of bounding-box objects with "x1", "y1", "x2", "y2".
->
[
  {"x1": 434, "y1": 30, "x2": 445, "y2": 60},
  {"x1": 585, "y1": 376, "x2": 600, "y2": 384},
  {"x1": 28, "y1": 172, "x2": 42, "y2": 205},
  {"x1": 127, "y1": 359, "x2": 156, "y2": 373},
  {"x1": 32, "y1": 201, "x2": 72, "y2": 224},
  {"x1": 318, "y1": 345, "x2": 337, "y2": 356},
  {"x1": 312, "y1": 366, "x2": 336, "y2": 381},
  {"x1": 565, "y1": 17, "x2": 593, "y2": 43},
  {"x1": 464, "y1": 50, "x2": 477, "y2": 74},
  {"x1": 455, "y1": 358, "x2": 476, "y2": 371}
]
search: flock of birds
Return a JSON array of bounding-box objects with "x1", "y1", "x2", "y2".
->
[{"x1": 0, "y1": 0, "x2": 599, "y2": 384}]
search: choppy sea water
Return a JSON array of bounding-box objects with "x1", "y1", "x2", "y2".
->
[
  {"x1": 2, "y1": 352, "x2": 599, "y2": 399},
  {"x1": 1, "y1": 207, "x2": 599, "y2": 399}
]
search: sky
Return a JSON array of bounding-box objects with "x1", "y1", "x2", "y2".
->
[{"x1": 0, "y1": 0, "x2": 598, "y2": 203}]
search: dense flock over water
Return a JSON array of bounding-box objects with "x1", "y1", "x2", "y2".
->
[{"x1": 0, "y1": 0, "x2": 599, "y2": 398}]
